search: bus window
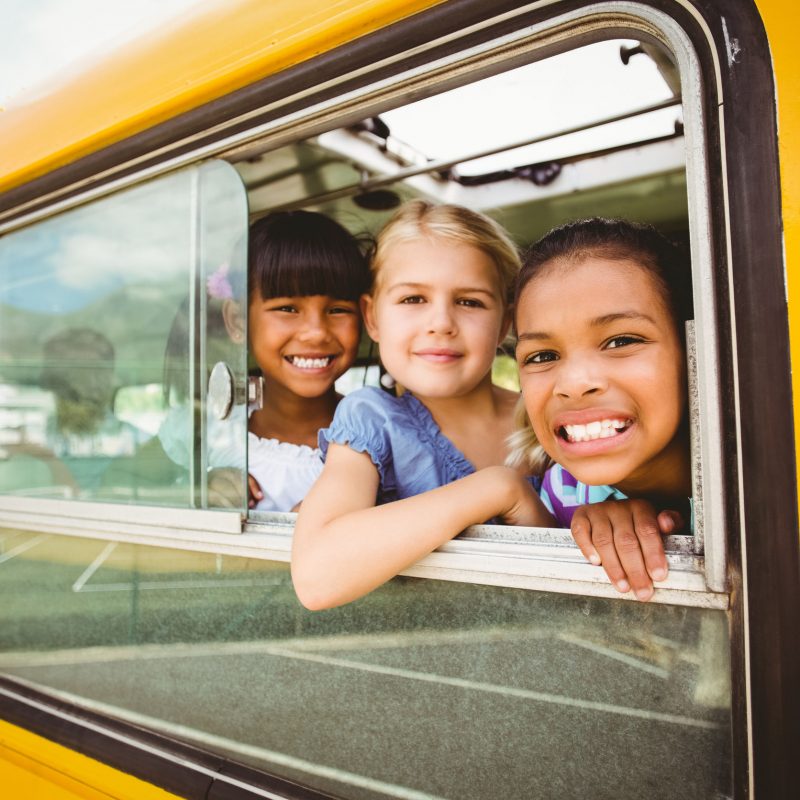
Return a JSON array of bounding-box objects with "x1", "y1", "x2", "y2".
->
[
  {"x1": 0, "y1": 533, "x2": 731, "y2": 800},
  {"x1": 0, "y1": 160, "x2": 249, "y2": 509},
  {"x1": 237, "y1": 36, "x2": 718, "y2": 597}
]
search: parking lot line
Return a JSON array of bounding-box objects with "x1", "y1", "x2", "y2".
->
[
  {"x1": 0, "y1": 533, "x2": 49, "y2": 565},
  {"x1": 72, "y1": 542, "x2": 117, "y2": 592}
]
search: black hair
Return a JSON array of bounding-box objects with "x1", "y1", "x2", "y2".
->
[
  {"x1": 515, "y1": 218, "x2": 693, "y2": 333},
  {"x1": 248, "y1": 211, "x2": 369, "y2": 303}
]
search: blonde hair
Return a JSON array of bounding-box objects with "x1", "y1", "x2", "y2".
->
[
  {"x1": 370, "y1": 200, "x2": 521, "y2": 302},
  {"x1": 505, "y1": 397, "x2": 554, "y2": 476}
]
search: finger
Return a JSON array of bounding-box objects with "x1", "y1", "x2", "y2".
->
[
  {"x1": 657, "y1": 509, "x2": 684, "y2": 535},
  {"x1": 248, "y1": 474, "x2": 263, "y2": 501},
  {"x1": 632, "y1": 503, "x2": 669, "y2": 583},
  {"x1": 586, "y1": 513, "x2": 630, "y2": 594},
  {"x1": 570, "y1": 512, "x2": 602, "y2": 566},
  {"x1": 607, "y1": 504, "x2": 653, "y2": 601}
]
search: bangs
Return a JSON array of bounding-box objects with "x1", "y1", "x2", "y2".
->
[{"x1": 249, "y1": 212, "x2": 369, "y2": 302}]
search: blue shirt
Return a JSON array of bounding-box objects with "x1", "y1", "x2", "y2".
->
[{"x1": 319, "y1": 387, "x2": 475, "y2": 504}]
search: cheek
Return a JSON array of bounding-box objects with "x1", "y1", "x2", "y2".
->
[
  {"x1": 520, "y1": 374, "x2": 552, "y2": 437},
  {"x1": 638, "y1": 351, "x2": 685, "y2": 414}
]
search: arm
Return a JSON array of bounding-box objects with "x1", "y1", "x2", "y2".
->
[
  {"x1": 570, "y1": 499, "x2": 683, "y2": 601},
  {"x1": 292, "y1": 443, "x2": 553, "y2": 610}
]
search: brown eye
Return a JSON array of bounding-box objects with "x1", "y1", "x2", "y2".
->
[{"x1": 605, "y1": 335, "x2": 644, "y2": 349}]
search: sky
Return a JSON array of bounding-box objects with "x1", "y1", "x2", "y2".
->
[{"x1": 0, "y1": 0, "x2": 208, "y2": 107}]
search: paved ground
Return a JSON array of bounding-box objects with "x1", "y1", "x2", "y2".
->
[{"x1": 0, "y1": 530, "x2": 732, "y2": 799}]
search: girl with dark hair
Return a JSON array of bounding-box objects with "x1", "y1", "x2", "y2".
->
[
  {"x1": 241, "y1": 210, "x2": 369, "y2": 511},
  {"x1": 511, "y1": 218, "x2": 692, "y2": 600}
]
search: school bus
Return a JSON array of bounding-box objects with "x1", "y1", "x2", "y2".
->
[{"x1": 0, "y1": 1, "x2": 797, "y2": 798}]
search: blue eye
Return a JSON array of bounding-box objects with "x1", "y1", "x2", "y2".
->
[{"x1": 457, "y1": 298, "x2": 485, "y2": 308}]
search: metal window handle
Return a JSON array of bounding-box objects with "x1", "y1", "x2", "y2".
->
[
  {"x1": 248, "y1": 375, "x2": 264, "y2": 409},
  {"x1": 208, "y1": 362, "x2": 234, "y2": 420}
]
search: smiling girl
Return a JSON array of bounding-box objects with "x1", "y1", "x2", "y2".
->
[
  {"x1": 511, "y1": 217, "x2": 693, "y2": 600},
  {"x1": 243, "y1": 211, "x2": 368, "y2": 511},
  {"x1": 292, "y1": 201, "x2": 552, "y2": 610}
]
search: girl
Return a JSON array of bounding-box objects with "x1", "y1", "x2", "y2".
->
[
  {"x1": 220, "y1": 210, "x2": 369, "y2": 511},
  {"x1": 292, "y1": 201, "x2": 553, "y2": 610},
  {"x1": 511, "y1": 218, "x2": 692, "y2": 600}
]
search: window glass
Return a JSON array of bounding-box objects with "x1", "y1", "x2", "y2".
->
[
  {"x1": 0, "y1": 529, "x2": 731, "y2": 798},
  {"x1": 0, "y1": 161, "x2": 249, "y2": 508}
]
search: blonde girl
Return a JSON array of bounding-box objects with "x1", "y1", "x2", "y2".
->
[{"x1": 292, "y1": 201, "x2": 552, "y2": 609}]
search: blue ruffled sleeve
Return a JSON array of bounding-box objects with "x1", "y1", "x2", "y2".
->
[{"x1": 318, "y1": 388, "x2": 396, "y2": 496}]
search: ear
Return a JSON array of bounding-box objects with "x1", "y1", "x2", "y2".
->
[
  {"x1": 222, "y1": 299, "x2": 245, "y2": 344},
  {"x1": 497, "y1": 306, "x2": 513, "y2": 346},
  {"x1": 360, "y1": 293, "x2": 380, "y2": 342}
]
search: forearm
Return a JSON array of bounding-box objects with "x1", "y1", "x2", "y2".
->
[{"x1": 292, "y1": 466, "x2": 548, "y2": 609}]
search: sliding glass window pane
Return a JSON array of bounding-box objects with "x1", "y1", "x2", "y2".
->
[
  {"x1": 0, "y1": 530, "x2": 731, "y2": 799},
  {"x1": 0, "y1": 161, "x2": 248, "y2": 507}
]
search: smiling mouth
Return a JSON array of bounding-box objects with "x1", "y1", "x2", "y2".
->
[
  {"x1": 285, "y1": 355, "x2": 335, "y2": 369},
  {"x1": 558, "y1": 418, "x2": 632, "y2": 443}
]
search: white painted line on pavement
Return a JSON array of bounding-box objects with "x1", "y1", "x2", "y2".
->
[
  {"x1": 0, "y1": 533, "x2": 49, "y2": 564},
  {"x1": 558, "y1": 632, "x2": 671, "y2": 679},
  {"x1": 5, "y1": 680, "x2": 449, "y2": 800},
  {"x1": 72, "y1": 542, "x2": 117, "y2": 592}
]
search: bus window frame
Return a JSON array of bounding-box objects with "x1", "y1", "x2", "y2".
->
[{"x1": 0, "y1": 3, "x2": 725, "y2": 609}]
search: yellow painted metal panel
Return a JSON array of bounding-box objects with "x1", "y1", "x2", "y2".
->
[
  {"x1": 754, "y1": 0, "x2": 800, "y2": 495},
  {"x1": 0, "y1": 0, "x2": 444, "y2": 195},
  {"x1": 0, "y1": 719, "x2": 181, "y2": 799}
]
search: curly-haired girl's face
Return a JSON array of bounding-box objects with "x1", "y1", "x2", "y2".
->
[{"x1": 515, "y1": 257, "x2": 686, "y2": 495}]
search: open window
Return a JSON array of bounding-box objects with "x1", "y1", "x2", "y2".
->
[{"x1": 233, "y1": 29, "x2": 724, "y2": 605}]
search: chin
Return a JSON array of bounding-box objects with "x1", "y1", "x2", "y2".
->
[{"x1": 559, "y1": 458, "x2": 631, "y2": 489}]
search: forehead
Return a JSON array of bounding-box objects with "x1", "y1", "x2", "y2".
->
[
  {"x1": 518, "y1": 256, "x2": 669, "y2": 317},
  {"x1": 378, "y1": 237, "x2": 501, "y2": 289}
]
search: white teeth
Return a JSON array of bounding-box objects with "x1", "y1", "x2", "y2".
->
[
  {"x1": 290, "y1": 356, "x2": 333, "y2": 369},
  {"x1": 563, "y1": 419, "x2": 630, "y2": 443}
]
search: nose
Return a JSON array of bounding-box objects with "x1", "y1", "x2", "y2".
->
[
  {"x1": 553, "y1": 353, "x2": 607, "y2": 399},
  {"x1": 297, "y1": 310, "x2": 331, "y2": 343},
  {"x1": 427, "y1": 298, "x2": 457, "y2": 336}
]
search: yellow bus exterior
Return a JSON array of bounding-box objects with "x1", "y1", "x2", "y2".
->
[{"x1": 0, "y1": 1, "x2": 797, "y2": 798}]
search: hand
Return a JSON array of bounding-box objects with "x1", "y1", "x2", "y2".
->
[
  {"x1": 491, "y1": 467, "x2": 556, "y2": 528},
  {"x1": 207, "y1": 468, "x2": 263, "y2": 508},
  {"x1": 570, "y1": 499, "x2": 683, "y2": 601},
  {"x1": 248, "y1": 473, "x2": 263, "y2": 508}
]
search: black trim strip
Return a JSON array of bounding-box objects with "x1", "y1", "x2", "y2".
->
[
  {"x1": 0, "y1": 676, "x2": 336, "y2": 800},
  {"x1": 687, "y1": 2, "x2": 800, "y2": 798}
]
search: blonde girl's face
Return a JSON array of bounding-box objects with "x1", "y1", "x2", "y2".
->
[
  {"x1": 248, "y1": 293, "x2": 361, "y2": 399},
  {"x1": 515, "y1": 257, "x2": 686, "y2": 493},
  {"x1": 362, "y1": 238, "x2": 510, "y2": 401}
]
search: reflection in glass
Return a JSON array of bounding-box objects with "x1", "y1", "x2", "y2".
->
[
  {"x1": 0, "y1": 531, "x2": 731, "y2": 799},
  {"x1": 0, "y1": 161, "x2": 248, "y2": 507}
]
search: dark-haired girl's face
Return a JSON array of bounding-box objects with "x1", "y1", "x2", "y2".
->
[
  {"x1": 249, "y1": 293, "x2": 361, "y2": 399},
  {"x1": 515, "y1": 257, "x2": 687, "y2": 495}
]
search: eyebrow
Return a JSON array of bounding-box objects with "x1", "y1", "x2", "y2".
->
[
  {"x1": 387, "y1": 282, "x2": 497, "y2": 297},
  {"x1": 517, "y1": 311, "x2": 657, "y2": 342}
]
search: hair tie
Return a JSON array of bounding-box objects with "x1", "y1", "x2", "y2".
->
[{"x1": 207, "y1": 263, "x2": 234, "y2": 300}]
